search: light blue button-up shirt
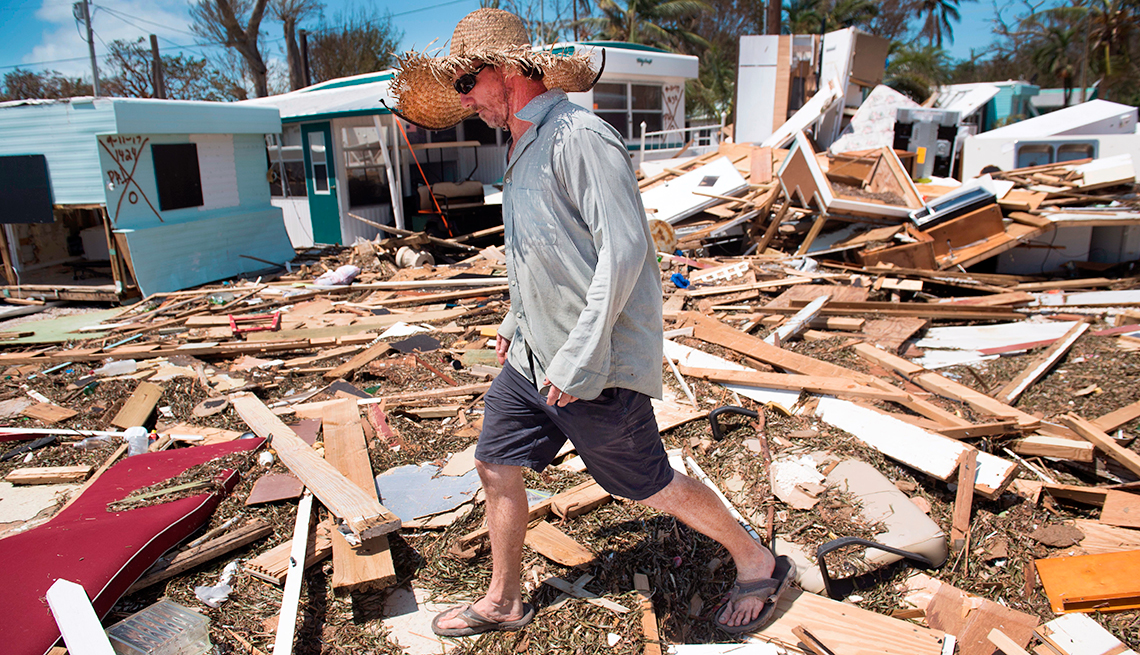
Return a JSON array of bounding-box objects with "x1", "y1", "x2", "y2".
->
[{"x1": 496, "y1": 89, "x2": 664, "y2": 401}]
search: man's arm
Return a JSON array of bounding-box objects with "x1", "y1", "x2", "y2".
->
[{"x1": 542, "y1": 125, "x2": 651, "y2": 400}]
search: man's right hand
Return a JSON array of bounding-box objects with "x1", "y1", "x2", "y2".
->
[{"x1": 496, "y1": 335, "x2": 511, "y2": 365}]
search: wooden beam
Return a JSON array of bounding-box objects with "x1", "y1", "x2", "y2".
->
[
  {"x1": 988, "y1": 628, "x2": 1032, "y2": 655},
  {"x1": 678, "y1": 365, "x2": 908, "y2": 402},
  {"x1": 129, "y1": 520, "x2": 273, "y2": 592},
  {"x1": 915, "y1": 373, "x2": 1041, "y2": 430},
  {"x1": 1092, "y1": 399, "x2": 1140, "y2": 433},
  {"x1": 111, "y1": 381, "x2": 163, "y2": 428},
  {"x1": 1013, "y1": 436, "x2": 1095, "y2": 462},
  {"x1": 634, "y1": 574, "x2": 661, "y2": 655},
  {"x1": 323, "y1": 340, "x2": 391, "y2": 380},
  {"x1": 995, "y1": 322, "x2": 1089, "y2": 404},
  {"x1": 524, "y1": 520, "x2": 595, "y2": 567},
  {"x1": 245, "y1": 522, "x2": 333, "y2": 585},
  {"x1": 322, "y1": 398, "x2": 396, "y2": 592},
  {"x1": 1062, "y1": 413, "x2": 1140, "y2": 478},
  {"x1": 952, "y1": 449, "x2": 978, "y2": 550},
  {"x1": 5, "y1": 465, "x2": 91, "y2": 484},
  {"x1": 231, "y1": 393, "x2": 401, "y2": 541}
]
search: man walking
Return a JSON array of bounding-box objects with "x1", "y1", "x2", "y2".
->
[{"x1": 389, "y1": 8, "x2": 794, "y2": 637}]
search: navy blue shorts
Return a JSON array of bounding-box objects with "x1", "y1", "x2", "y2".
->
[{"x1": 475, "y1": 362, "x2": 674, "y2": 501}]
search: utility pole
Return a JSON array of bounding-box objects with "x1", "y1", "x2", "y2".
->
[
  {"x1": 150, "y1": 35, "x2": 165, "y2": 99},
  {"x1": 75, "y1": 0, "x2": 100, "y2": 96},
  {"x1": 299, "y1": 30, "x2": 311, "y2": 87}
]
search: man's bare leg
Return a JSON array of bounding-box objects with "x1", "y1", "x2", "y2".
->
[
  {"x1": 640, "y1": 471, "x2": 776, "y2": 628},
  {"x1": 434, "y1": 460, "x2": 530, "y2": 630}
]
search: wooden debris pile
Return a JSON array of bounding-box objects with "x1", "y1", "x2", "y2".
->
[{"x1": 0, "y1": 208, "x2": 1138, "y2": 654}]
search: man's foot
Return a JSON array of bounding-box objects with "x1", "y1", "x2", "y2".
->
[
  {"x1": 716, "y1": 555, "x2": 796, "y2": 633},
  {"x1": 431, "y1": 597, "x2": 534, "y2": 637}
]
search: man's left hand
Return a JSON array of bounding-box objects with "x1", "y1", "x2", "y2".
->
[{"x1": 542, "y1": 378, "x2": 578, "y2": 407}]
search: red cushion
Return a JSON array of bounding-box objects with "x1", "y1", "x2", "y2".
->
[{"x1": 0, "y1": 438, "x2": 264, "y2": 655}]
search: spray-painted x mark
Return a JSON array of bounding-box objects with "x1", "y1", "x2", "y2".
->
[{"x1": 99, "y1": 137, "x2": 162, "y2": 224}]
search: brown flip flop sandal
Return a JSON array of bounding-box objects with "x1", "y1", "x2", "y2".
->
[
  {"x1": 431, "y1": 602, "x2": 536, "y2": 637},
  {"x1": 716, "y1": 555, "x2": 796, "y2": 634}
]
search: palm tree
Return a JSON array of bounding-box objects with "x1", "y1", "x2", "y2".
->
[
  {"x1": 783, "y1": 0, "x2": 825, "y2": 34},
  {"x1": 915, "y1": 0, "x2": 962, "y2": 49},
  {"x1": 584, "y1": 0, "x2": 712, "y2": 50},
  {"x1": 1032, "y1": 24, "x2": 1080, "y2": 104},
  {"x1": 782, "y1": 0, "x2": 876, "y2": 35},
  {"x1": 884, "y1": 42, "x2": 952, "y2": 102},
  {"x1": 687, "y1": 45, "x2": 734, "y2": 119}
]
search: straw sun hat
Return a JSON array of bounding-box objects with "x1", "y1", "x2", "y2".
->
[{"x1": 387, "y1": 8, "x2": 604, "y2": 130}]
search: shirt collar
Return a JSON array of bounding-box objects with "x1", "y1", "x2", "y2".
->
[{"x1": 507, "y1": 89, "x2": 568, "y2": 169}]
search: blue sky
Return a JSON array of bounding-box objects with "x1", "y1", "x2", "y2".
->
[{"x1": 0, "y1": 0, "x2": 1004, "y2": 82}]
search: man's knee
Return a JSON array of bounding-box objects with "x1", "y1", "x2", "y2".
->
[{"x1": 475, "y1": 459, "x2": 525, "y2": 487}]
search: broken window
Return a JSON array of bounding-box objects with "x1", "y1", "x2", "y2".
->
[
  {"x1": 266, "y1": 129, "x2": 306, "y2": 198},
  {"x1": 151, "y1": 143, "x2": 204, "y2": 211}
]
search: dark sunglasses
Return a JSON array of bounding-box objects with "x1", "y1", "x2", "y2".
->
[{"x1": 453, "y1": 63, "x2": 488, "y2": 95}]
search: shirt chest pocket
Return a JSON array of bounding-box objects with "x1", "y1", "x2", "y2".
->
[{"x1": 509, "y1": 187, "x2": 560, "y2": 247}]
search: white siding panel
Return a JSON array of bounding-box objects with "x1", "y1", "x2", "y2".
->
[
  {"x1": 191, "y1": 134, "x2": 240, "y2": 210},
  {"x1": 340, "y1": 204, "x2": 389, "y2": 244}
]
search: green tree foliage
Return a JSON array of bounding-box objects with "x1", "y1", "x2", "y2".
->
[
  {"x1": 308, "y1": 7, "x2": 404, "y2": 84},
  {"x1": 584, "y1": 0, "x2": 712, "y2": 50},
  {"x1": 0, "y1": 70, "x2": 92, "y2": 101},
  {"x1": 885, "y1": 42, "x2": 952, "y2": 101},
  {"x1": 99, "y1": 38, "x2": 243, "y2": 101}
]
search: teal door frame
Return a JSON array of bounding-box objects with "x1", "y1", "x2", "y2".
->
[{"x1": 301, "y1": 121, "x2": 341, "y2": 245}]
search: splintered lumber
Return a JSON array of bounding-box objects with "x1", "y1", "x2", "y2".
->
[
  {"x1": 231, "y1": 393, "x2": 401, "y2": 541},
  {"x1": 453, "y1": 480, "x2": 601, "y2": 557},
  {"x1": 916, "y1": 373, "x2": 1041, "y2": 430},
  {"x1": 322, "y1": 398, "x2": 396, "y2": 592},
  {"x1": 792, "y1": 626, "x2": 839, "y2": 655},
  {"x1": 524, "y1": 520, "x2": 596, "y2": 567},
  {"x1": 1013, "y1": 436, "x2": 1095, "y2": 462},
  {"x1": 46, "y1": 579, "x2": 116, "y2": 655},
  {"x1": 751, "y1": 588, "x2": 945, "y2": 655},
  {"x1": 275, "y1": 491, "x2": 314, "y2": 655},
  {"x1": 1043, "y1": 483, "x2": 1111, "y2": 507},
  {"x1": 634, "y1": 574, "x2": 661, "y2": 655},
  {"x1": 550, "y1": 480, "x2": 611, "y2": 519},
  {"x1": 111, "y1": 381, "x2": 163, "y2": 428},
  {"x1": 323, "y1": 340, "x2": 391, "y2": 380},
  {"x1": 245, "y1": 522, "x2": 333, "y2": 585},
  {"x1": 542, "y1": 576, "x2": 629, "y2": 614},
  {"x1": 784, "y1": 299, "x2": 1023, "y2": 321},
  {"x1": 1061, "y1": 412, "x2": 1140, "y2": 478},
  {"x1": 994, "y1": 322, "x2": 1089, "y2": 404},
  {"x1": 21, "y1": 403, "x2": 78, "y2": 424},
  {"x1": 1036, "y1": 613, "x2": 1139, "y2": 655},
  {"x1": 358, "y1": 382, "x2": 492, "y2": 405},
  {"x1": 764, "y1": 294, "x2": 828, "y2": 345},
  {"x1": 5, "y1": 465, "x2": 91, "y2": 484},
  {"x1": 129, "y1": 520, "x2": 274, "y2": 592},
  {"x1": 1092, "y1": 399, "x2": 1140, "y2": 432},
  {"x1": 919, "y1": 575, "x2": 1039, "y2": 655},
  {"x1": 814, "y1": 397, "x2": 1017, "y2": 498},
  {"x1": 1073, "y1": 518, "x2": 1140, "y2": 555},
  {"x1": 951, "y1": 449, "x2": 978, "y2": 550},
  {"x1": 987, "y1": 628, "x2": 1031, "y2": 655},
  {"x1": 1036, "y1": 550, "x2": 1140, "y2": 613},
  {"x1": 1099, "y1": 490, "x2": 1140, "y2": 529},
  {"x1": 678, "y1": 366, "x2": 908, "y2": 402}
]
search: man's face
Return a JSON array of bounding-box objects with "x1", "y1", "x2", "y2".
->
[{"x1": 455, "y1": 63, "x2": 510, "y2": 129}]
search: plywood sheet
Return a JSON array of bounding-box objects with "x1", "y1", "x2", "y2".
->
[
  {"x1": 1036, "y1": 550, "x2": 1140, "y2": 613},
  {"x1": 640, "y1": 157, "x2": 749, "y2": 225}
]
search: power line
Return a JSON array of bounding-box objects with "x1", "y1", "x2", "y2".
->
[
  {"x1": 390, "y1": 0, "x2": 476, "y2": 18},
  {"x1": 94, "y1": 4, "x2": 199, "y2": 38}
]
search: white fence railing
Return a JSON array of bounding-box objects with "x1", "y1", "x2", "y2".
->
[{"x1": 637, "y1": 114, "x2": 727, "y2": 169}]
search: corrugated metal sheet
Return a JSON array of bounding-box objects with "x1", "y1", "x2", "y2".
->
[
  {"x1": 0, "y1": 99, "x2": 115, "y2": 205},
  {"x1": 122, "y1": 206, "x2": 293, "y2": 295}
]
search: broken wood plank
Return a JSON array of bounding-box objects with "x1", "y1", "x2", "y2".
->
[
  {"x1": 785, "y1": 300, "x2": 1023, "y2": 321},
  {"x1": 951, "y1": 450, "x2": 977, "y2": 550},
  {"x1": 1013, "y1": 436, "x2": 1095, "y2": 462},
  {"x1": 550, "y1": 480, "x2": 611, "y2": 519},
  {"x1": 994, "y1": 322, "x2": 1089, "y2": 404},
  {"x1": 129, "y1": 520, "x2": 274, "y2": 592},
  {"x1": 453, "y1": 479, "x2": 598, "y2": 557},
  {"x1": 765, "y1": 294, "x2": 828, "y2": 345},
  {"x1": 524, "y1": 520, "x2": 596, "y2": 567},
  {"x1": 916, "y1": 372, "x2": 1042, "y2": 430},
  {"x1": 542, "y1": 576, "x2": 629, "y2": 614},
  {"x1": 1092, "y1": 399, "x2": 1140, "y2": 432},
  {"x1": 678, "y1": 365, "x2": 908, "y2": 402},
  {"x1": 988, "y1": 628, "x2": 1032, "y2": 655},
  {"x1": 322, "y1": 398, "x2": 396, "y2": 592},
  {"x1": 1099, "y1": 490, "x2": 1140, "y2": 529},
  {"x1": 357, "y1": 382, "x2": 492, "y2": 405},
  {"x1": 5, "y1": 465, "x2": 91, "y2": 485},
  {"x1": 231, "y1": 393, "x2": 401, "y2": 541},
  {"x1": 323, "y1": 340, "x2": 392, "y2": 381},
  {"x1": 1061, "y1": 413, "x2": 1140, "y2": 478},
  {"x1": 110, "y1": 381, "x2": 163, "y2": 428},
  {"x1": 634, "y1": 574, "x2": 661, "y2": 655},
  {"x1": 936, "y1": 420, "x2": 1020, "y2": 439},
  {"x1": 46, "y1": 578, "x2": 116, "y2": 655},
  {"x1": 752, "y1": 587, "x2": 945, "y2": 655},
  {"x1": 21, "y1": 403, "x2": 78, "y2": 424},
  {"x1": 815, "y1": 397, "x2": 1017, "y2": 499},
  {"x1": 1036, "y1": 549, "x2": 1140, "y2": 613},
  {"x1": 1035, "y1": 613, "x2": 1139, "y2": 655},
  {"x1": 276, "y1": 491, "x2": 313, "y2": 655},
  {"x1": 862, "y1": 317, "x2": 929, "y2": 354},
  {"x1": 245, "y1": 522, "x2": 333, "y2": 586}
]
